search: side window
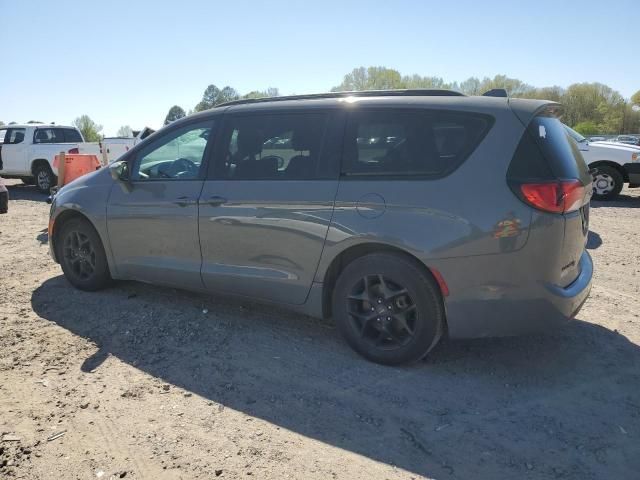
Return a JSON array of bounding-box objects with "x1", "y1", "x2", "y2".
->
[
  {"x1": 219, "y1": 113, "x2": 328, "y2": 180},
  {"x1": 33, "y1": 128, "x2": 63, "y2": 144},
  {"x1": 134, "y1": 121, "x2": 213, "y2": 181},
  {"x1": 62, "y1": 129, "x2": 83, "y2": 142},
  {"x1": 343, "y1": 111, "x2": 492, "y2": 177},
  {"x1": 5, "y1": 128, "x2": 26, "y2": 145},
  {"x1": 0, "y1": 129, "x2": 7, "y2": 144}
]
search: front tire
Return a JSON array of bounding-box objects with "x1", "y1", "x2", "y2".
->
[
  {"x1": 33, "y1": 164, "x2": 56, "y2": 193},
  {"x1": 332, "y1": 253, "x2": 444, "y2": 365},
  {"x1": 592, "y1": 165, "x2": 623, "y2": 200},
  {"x1": 58, "y1": 218, "x2": 111, "y2": 291}
]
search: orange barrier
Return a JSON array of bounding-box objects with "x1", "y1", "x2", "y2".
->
[{"x1": 53, "y1": 154, "x2": 101, "y2": 187}]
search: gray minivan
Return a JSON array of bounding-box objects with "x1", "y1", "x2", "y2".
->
[{"x1": 48, "y1": 90, "x2": 593, "y2": 365}]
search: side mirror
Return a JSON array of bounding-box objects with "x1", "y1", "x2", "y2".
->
[{"x1": 109, "y1": 161, "x2": 132, "y2": 192}]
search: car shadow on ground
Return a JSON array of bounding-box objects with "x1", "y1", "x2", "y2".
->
[
  {"x1": 5, "y1": 182, "x2": 48, "y2": 202},
  {"x1": 32, "y1": 276, "x2": 640, "y2": 479},
  {"x1": 591, "y1": 193, "x2": 640, "y2": 209}
]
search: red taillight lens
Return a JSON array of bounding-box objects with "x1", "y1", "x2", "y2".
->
[
  {"x1": 67, "y1": 147, "x2": 79, "y2": 154},
  {"x1": 520, "y1": 180, "x2": 586, "y2": 214}
]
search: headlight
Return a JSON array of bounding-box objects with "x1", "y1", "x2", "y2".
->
[{"x1": 633, "y1": 152, "x2": 639, "y2": 162}]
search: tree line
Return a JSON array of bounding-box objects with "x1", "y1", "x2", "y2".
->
[{"x1": 2, "y1": 68, "x2": 637, "y2": 137}]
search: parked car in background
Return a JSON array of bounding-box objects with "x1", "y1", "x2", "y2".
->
[
  {"x1": 565, "y1": 125, "x2": 640, "y2": 200},
  {"x1": 48, "y1": 90, "x2": 593, "y2": 365},
  {"x1": 614, "y1": 135, "x2": 640, "y2": 146},
  {"x1": 589, "y1": 136, "x2": 607, "y2": 142},
  {"x1": 0, "y1": 124, "x2": 85, "y2": 192},
  {"x1": 0, "y1": 124, "x2": 156, "y2": 193}
]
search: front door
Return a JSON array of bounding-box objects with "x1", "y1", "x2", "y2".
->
[
  {"x1": 198, "y1": 111, "x2": 344, "y2": 304},
  {"x1": 107, "y1": 119, "x2": 215, "y2": 289},
  {"x1": 0, "y1": 127, "x2": 27, "y2": 175}
]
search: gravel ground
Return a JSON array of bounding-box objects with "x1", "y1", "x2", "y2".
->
[{"x1": 1, "y1": 179, "x2": 639, "y2": 480}]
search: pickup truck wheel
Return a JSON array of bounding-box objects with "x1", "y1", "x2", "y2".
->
[
  {"x1": 34, "y1": 164, "x2": 56, "y2": 193},
  {"x1": 58, "y1": 218, "x2": 111, "y2": 291},
  {"x1": 592, "y1": 165, "x2": 623, "y2": 200}
]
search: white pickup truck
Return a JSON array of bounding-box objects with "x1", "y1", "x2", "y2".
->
[
  {"x1": 0, "y1": 124, "x2": 154, "y2": 193},
  {"x1": 82, "y1": 127, "x2": 155, "y2": 162},
  {"x1": 564, "y1": 125, "x2": 640, "y2": 200}
]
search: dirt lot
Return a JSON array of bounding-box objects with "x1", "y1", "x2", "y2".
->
[{"x1": 1, "y1": 179, "x2": 639, "y2": 480}]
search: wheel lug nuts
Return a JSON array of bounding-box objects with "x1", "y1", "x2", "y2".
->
[
  {"x1": 377, "y1": 298, "x2": 382, "y2": 304},
  {"x1": 386, "y1": 317, "x2": 391, "y2": 321},
  {"x1": 370, "y1": 307, "x2": 375, "y2": 312}
]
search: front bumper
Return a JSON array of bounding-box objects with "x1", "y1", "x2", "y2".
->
[{"x1": 624, "y1": 163, "x2": 640, "y2": 184}]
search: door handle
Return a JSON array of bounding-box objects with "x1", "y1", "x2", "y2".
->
[
  {"x1": 206, "y1": 195, "x2": 227, "y2": 207},
  {"x1": 173, "y1": 196, "x2": 197, "y2": 207}
]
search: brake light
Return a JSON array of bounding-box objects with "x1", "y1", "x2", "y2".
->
[
  {"x1": 67, "y1": 147, "x2": 79, "y2": 154},
  {"x1": 519, "y1": 180, "x2": 586, "y2": 214}
]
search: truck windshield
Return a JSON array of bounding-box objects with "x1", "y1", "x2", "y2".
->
[{"x1": 563, "y1": 124, "x2": 587, "y2": 144}]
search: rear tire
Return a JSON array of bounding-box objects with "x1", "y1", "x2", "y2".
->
[
  {"x1": 33, "y1": 164, "x2": 56, "y2": 194},
  {"x1": 332, "y1": 253, "x2": 444, "y2": 365},
  {"x1": 58, "y1": 218, "x2": 111, "y2": 291},
  {"x1": 591, "y1": 165, "x2": 623, "y2": 200}
]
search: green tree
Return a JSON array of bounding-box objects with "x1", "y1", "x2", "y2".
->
[
  {"x1": 72, "y1": 115, "x2": 103, "y2": 142},
  {"x1": 164, "y1": 105, "x2": 186, "y2": 125},
  {"x1": 117, "y1": 125, "x2": 133, "y2": 137},
  {"x1": 0, "y1": 121, "x2": 4, "y2": 126},
  {"x1": 631, "y1": 90, "x2": 640, "y2": 106},
  {"x1": 27, "y1": 120, "x2": 44, "y2": 124},
  {"x1": 401, "y1": 74, "x2": 449, "y2": 89},
  {"x1": 573, "y1": 121, "x2": 599, "y2": 135},
  {"x1": 242, "y1": 87, "x2": 280, "y2": 100},
  {"x1": 332, "y1": 66, "x2": 404, "y2": 91},
  {"x1": 194, "y1": 85, "x2": 240, "y2": 111}
]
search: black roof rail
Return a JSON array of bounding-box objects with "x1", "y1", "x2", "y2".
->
[
  {"x1": 482, "y1": 88, "x2": 508, "y2": 98},
  {"x1": 217, "y1": 89, "x2": 465, "y2": 108}
]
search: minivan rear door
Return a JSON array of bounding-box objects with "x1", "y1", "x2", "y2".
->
[
  {"x1": 507, "y1": 112, "x2": 592, "y2": 287},
  {"x1": 198, "y1": 110, "x2": 344, "y2": 304}
]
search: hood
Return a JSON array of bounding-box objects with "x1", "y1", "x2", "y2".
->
[{"x1": 589, "y1": 141, "x2": 640, "y2": 152}]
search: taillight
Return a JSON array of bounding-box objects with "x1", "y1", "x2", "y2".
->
[
  {"x1": 67, "y1": 147, "x2": 79, "y2": 154},
  {"x1": 519, "y1": 180, "x2": 586, "y2": 214}
]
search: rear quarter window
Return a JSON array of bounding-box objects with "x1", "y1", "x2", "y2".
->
[
  {"x1": 508, "y1": 115, "x2": 591, "y2": 184},
  {"x1": 62, "y1": 129, "x2": 83, "y2": 142},
  {"x1": 342, "y1": 110, "x2": 493, "y2": 177}
]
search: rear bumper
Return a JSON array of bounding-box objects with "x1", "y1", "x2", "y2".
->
[
  {"x1": 624, "y1": 163, "x2": 640, "y2": 183},
  {"x1": 443, "y1": 250, "x2": 593, "y2": 339}
]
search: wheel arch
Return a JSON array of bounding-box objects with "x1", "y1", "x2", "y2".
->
[
  {"x1": 589, "y1": 160, "x2": 628, "y2": 182},
  {"x1": 321, "y1": 242, "x2": 448, "y2": 322},
  {"x1": 50, "y1": 209, "x2": 100, "y2": 263},
  {"x1": 31, "y1": 158, "x2": 53, "y2": 174}
]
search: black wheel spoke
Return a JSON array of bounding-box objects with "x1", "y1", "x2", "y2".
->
[
  {"x1": 393, "y1": 309, "x2": 415, "y2": 335},
  {"x1": 346, "y1": 273, "x2": 417, "y2": 350}
]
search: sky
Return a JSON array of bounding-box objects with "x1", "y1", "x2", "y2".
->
[{"x1": 1, "y1": 0, "x2": 638, "y2": 136}]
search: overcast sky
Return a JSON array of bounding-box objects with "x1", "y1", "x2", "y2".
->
[{"x1": 1, "y1": 0, "x2": 638, "y2": 135}]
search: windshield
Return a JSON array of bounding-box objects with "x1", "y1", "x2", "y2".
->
[{"x1": 563, "y1": 124, "x2": 587, "y2": 143}]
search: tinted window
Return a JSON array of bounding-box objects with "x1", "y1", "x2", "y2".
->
[
  {"x1": 342, "y1": 110, "x2": 492, "y2": 176},
  {"x1": 33, "y1": 128, "x2": 63, "y2": 143},
  {"x1": 62, "y1": 128, "x2": 83, "y2": 142},
  {"x1": 0, "y1": 129, "x2": 6, "y2": 144},
  {"x1": 219, "y1": 113, "x2": 328, "y2": 180},
  {"x1": 134, "y1": 121, "x2": 213, "y2": 180},
  {"x1": 4, "y1": 128, "x2": 26, "y2": 144},
  {"x1": 509, "y1": 116, "x2": 590, "y2": 183}
]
